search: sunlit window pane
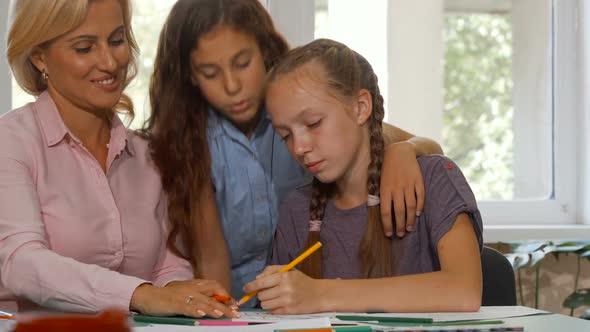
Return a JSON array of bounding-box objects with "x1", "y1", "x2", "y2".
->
[
  {"x1": 313, "y1": 0, "x2": 553, "y2": 202},
  {"x1": 443, "y1": 0, "x2": 553, "y2": 201},
  {"x1": 443, "y1": 14, "x2": 515, "y2": 200}
]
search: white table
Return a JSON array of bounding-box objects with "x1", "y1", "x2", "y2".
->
[
  {"x1": 500, "y1": 313, "x2": 590, "y2": 331},
  {"x1": 2, "y1": 307, "x2": 589, "y2": 331},
  {"x1": 132, "y1": 310, "x2": 590, "y2": 332}
]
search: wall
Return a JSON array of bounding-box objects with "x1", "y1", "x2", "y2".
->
[
  {"x1": 387, "y1": 1, "x2": 444, "y2": 142},
  {"x1": 512, "y1": 0, "x2": 552, "y2": 200},
  {"x1": 264, "y1": 0, "x2": 314, "y2": 48}
]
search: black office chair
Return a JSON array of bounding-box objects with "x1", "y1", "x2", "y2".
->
[{"x1": 481, "y1": 246, "x2": 517, "y2": 306}]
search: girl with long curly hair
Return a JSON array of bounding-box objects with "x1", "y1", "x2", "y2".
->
[{"x1": 144, "y1": 0, "x2": 443, "y2": 304}]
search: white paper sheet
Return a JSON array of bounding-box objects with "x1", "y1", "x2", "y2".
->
[
  {"x1": 234, "y1": 311, "x2": 338, "y2": 322},
  {"x1": 369, "y1": 322, "x2": 515, "y2": 332},
  {"x1": 133, "y1": 317, "x2": 331, "y2": 332},
  {"x1": 332, "y1": 306, "x2": 547, "y2": 323},
  {"x1": 235, "y1": 306, "x2": 547, "y2": 324},
  {"x1": 133, "y1": 306, "x2": 546, "y2": 331},
  {"x1": 427, "y1": 305, "x2": 548, "y2": 322}
]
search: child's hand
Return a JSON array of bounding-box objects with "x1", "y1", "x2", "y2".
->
[
  {"x1": 243, "y1": 267, "x2": 323, "y2": 314},
  {"x1": 255, "y1": 265, "x2": 283, "y2": 279},
  {"x1": 380, "y1": 141, "x2": 425, "y2": 238}
]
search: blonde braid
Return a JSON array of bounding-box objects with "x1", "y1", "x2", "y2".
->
[{"x1": 300, "y1": 179, "x2": 331, "y2": 279}]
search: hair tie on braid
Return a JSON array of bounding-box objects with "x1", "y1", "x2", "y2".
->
[
  {"x1": 309, "y1": 220, "x2": 323, "y2": 232},
  {"x1": 367, "y1": 195, "x2": 380, "y2": 207}
]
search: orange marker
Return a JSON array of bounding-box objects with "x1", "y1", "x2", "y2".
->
[{"x1": 212, "y1": 294, "x2": 231, "y2": 302}]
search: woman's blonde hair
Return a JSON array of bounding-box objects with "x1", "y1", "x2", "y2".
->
[{"x1": 7, "y1": 0, "x2": 139, "y2": 116}]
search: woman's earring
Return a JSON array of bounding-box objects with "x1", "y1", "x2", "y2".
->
[{"x1": 41, "y1": 69, "x2": 48, "y2": 83}]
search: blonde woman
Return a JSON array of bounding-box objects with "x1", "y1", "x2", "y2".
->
[{"x1": 0, "y1": 0, "x2": 237, "y2": 318}]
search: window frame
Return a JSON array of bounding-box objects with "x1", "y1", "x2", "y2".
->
[
  {"x1": 475, "y1": 0, "x2": 577, "y2": 226},
  {"x1": 266, "y1": 0, "x2": 584, "y2": 227}
]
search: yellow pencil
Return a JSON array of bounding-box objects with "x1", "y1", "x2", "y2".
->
[{"x1": 238, "y1": 241, "x2": 322, "y2": 305}]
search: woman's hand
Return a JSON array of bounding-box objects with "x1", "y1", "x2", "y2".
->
[
  {"x1": 380, "y1": 141, "x2": 425, "y2": 238},
  {"x1": 243, "y1": 266, "x2": 324, "y2": 314},
  {"x1": 130, "y1": 279, "x2": 239, "y2": 318}
]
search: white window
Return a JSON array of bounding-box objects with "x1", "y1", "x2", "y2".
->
[
  {"x1": 121, "y1": 0, "x2": 177, "y2": 128},
  {"x1": 266, "y1": 0, "x2": 588, "y2": 238},
  {"x1": 1, "y1": 1, "x2": 588, "y2": 239}
]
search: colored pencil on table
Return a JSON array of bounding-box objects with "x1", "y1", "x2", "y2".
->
[
  {"x1": 133, "y1": 315, "x2": 268, "y2": 326},
  {"x1": 238, "y1": 241, "x2": 323, "y2": 305},
  {"x1": 133, "y1": 315, "x2": 196, "y2": 326}
]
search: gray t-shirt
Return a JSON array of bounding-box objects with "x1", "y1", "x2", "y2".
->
[{"x1": 270, "y1": 155, "x2": 483, "y2": 278}]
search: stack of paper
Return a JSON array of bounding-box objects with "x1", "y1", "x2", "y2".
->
[{"x1": 133, "y1": 317, "x2": 331, "y2": 331}]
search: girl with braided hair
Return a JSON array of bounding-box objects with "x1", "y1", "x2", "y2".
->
[{"x1": 243, "y1": 39, "x2": 483, "y2": 314}]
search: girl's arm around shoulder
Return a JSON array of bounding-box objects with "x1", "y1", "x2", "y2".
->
[
  {"x1": 382, "y1": 123, "x2": 443, "y2": 156},
  {"x1": 379, "y1": 123, "x2": 444, "y2": 239}
]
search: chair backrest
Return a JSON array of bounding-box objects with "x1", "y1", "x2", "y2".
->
[{"x1": 481, "y1": 246, "x2": 517, "y2": 306}]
